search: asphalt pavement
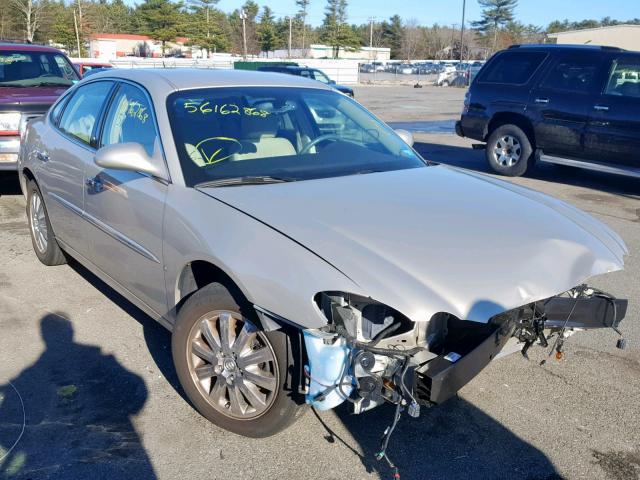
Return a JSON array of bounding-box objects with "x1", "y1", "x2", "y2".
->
[{"x1": 0, "y1": 85, "x2": 638, "y2": 480}]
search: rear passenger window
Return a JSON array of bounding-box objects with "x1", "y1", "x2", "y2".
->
[
  {"x1": 58, "y1": 81, "x2": 112, "y2": 145},
  {"x1": 541, "y1": 56, "x2": 601, "y2": 93},
  {"x1": 605, "y1": 58, "x2": 640, "y2": 98},
  {"x1": 478, "y1": 51, "x2": 547, "y2": 85}
]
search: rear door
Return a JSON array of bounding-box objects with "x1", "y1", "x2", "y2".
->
[
  {"x1": 527, "y1": 52, "x2": 608, "y2": 158},
  {"x1": 83, "y1": 81, "x2": 168, "y2": 315},
  {"x1": 584, "y1": 54, "x2": 640, "y2": 168},
  {"x1": 38, "y1": 80, "x2": 115, "y2": 254}
]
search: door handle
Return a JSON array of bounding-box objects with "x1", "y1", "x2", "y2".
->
[
  {"x1": 534, "y1": 98, "x2": 550, "y2": 104},
  {"x1": 35, "y1": 150, "x2": 49, "y2": 162},
  {"x1": 85, "y1": 176, "x2": 103, "y2": 192},
  {"x1": 594, "y1": 105, "x2": 610, "y2": 111}
]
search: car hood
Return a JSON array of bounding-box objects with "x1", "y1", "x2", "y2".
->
[
  {"x1": 0, "y1": 86, "x2": 67, "y2": 106},
  {"x1": 334, "y1": 84, "x2": 353, "y2": 95},
  {"x1": 201, "y1": 166, "x2": 627, "y2": 323}
]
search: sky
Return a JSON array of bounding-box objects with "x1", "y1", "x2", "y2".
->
[{"x1": 212, "y1": 0, "x2": 638, "y2": 27}]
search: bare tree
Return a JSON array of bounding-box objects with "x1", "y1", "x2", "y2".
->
[
  {"x1": 400, "y1": 19, "x2": 422, "y2": 61},
  {"x1": 11, "y1": 0, "x2": 45, "y2": 42}
]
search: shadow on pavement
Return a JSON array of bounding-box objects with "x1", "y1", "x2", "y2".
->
[
  {"x1": 319, "y1": 398, "x2": 562, "y2": 480},
  {"x1": 415, "y1": 141, "x2": 640, "y2": 199},
  {"x1": 0, "y1": 173, "x2": 21, "y2": 196},
  {"x1": 0, "y1": 313, "x2": 156, "y2": 479},
  {"x1": 65, "y1": 260, "x2": 182, "y2": 401}
]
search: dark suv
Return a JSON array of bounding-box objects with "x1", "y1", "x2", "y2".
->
[
  {"x1": 258, "y1": 65, "x2": 355, "y2": 98},
  {"x1": 456, "y1": 45, "x2": 640, "y2": 178},
  {"x1": 0, "y1": 43, "x2": 79, "y2": 171}
]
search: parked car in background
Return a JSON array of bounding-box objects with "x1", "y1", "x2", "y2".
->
[
  {"x1": 73, "y1": 61, "x2": 113, "y2": 78},
  {"x1": 456, "y1": 44, "x2": 640, "y2": 178},
  {"x1": 19, "y1": 69, "x2": 628, "y2": 441},
  {"x1": 435, "y1": 69, "x2": 467, "y2": 87},
  {"x1": 258, "y1": 65, "x2": 354, "y2": 98},
  {"x1": 0, "y1": 43, "x2": 78, "y2": 171}
]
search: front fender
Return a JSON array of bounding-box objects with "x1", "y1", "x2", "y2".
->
[{"x1": 162, "y1": 186, "x2": 361, "y2": 328}]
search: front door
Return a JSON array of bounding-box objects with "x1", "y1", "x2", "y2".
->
[
  {"x1": 528, "y1": 53, "x2": 607, "y2": 159},
  {"x1": 83, "y1": 82, "x2": 169, "y2": 316},
  {"x1": 584, "y1": 54, "x2": 640, "y2": 168}
]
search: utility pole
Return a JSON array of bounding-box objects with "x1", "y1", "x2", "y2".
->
[
  {"x1": 240, "y1": 9, "x2": 248, "y2": 60},
  {"x1": 288, "y1": 16, "x2": 293, "y2": 58},
  {"x1": 73, "y1": 9, "x2": 81, "y2": 57},
  {"x1": 460, "y1": 0, "x2": 466, "y2": 64},
  {"x1": 369, "y1": 17, "x2": 374, "y2": 60}
]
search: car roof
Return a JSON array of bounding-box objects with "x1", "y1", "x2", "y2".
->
[
  {"x1": 508, "y1": 44, "x2": 626, "y2": 52},
  {"x1": 0, "y1": 43, "x2": 65, "y2": 53},
  {"x1": 86, "y1": 68, "x2": 335, "y2": 93}
]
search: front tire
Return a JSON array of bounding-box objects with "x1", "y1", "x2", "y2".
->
[
  {"x1": 26, "y1": 179, "x2": 66, "y2": 266},
  {"x1": 485, "y1": 124, "x2": 533, "y2": 177},
  {"x1": 172, "y1": 282, "x2": 305, "y2": 437}
]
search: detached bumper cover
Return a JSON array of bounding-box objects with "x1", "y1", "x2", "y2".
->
[
  {"x1": 414, "y1": 316, "x2": 517, "y2": 405},
  {"x1": 412, "y1": 292, "x2": 628, "y2": 406}
]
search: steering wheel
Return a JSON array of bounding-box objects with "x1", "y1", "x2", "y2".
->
[{"x1": 299, "y1": 134, "x2": 361, "y2": 155}]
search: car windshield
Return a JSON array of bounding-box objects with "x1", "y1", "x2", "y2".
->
[
  {"x1": 312, "y1": 70, "x2": 331, "y2": 83},
  {"x1": 0, "y1": 51, "x2": 79, "y2": 87},
  {"x1": 168, "y1": 87, "x2": 426, "y2": 187}
]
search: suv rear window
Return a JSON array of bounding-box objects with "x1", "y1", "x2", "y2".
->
[
  {"x1": 478, "y1": 51, "x2": 547, "y2": 85},
  {"x1": 541, "y1": 56, "x2": 602, "y2": 93}
]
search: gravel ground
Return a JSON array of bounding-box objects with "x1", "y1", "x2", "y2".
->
[{"x1": 0, "y1": 84, "x2": 638, "y2": 480}]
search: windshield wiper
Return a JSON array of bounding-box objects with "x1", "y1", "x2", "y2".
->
[
  {"x1": 195, "y1": 175, "x2": 296, "y2": 188},
  {"x1": 31, "y1": 81, "x2": 72, "y2": 87}
]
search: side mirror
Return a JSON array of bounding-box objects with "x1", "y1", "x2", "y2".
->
[
  {"x1": 94, "y1": 143, "x2": 166, "y2": 179},
  {"x1": 328, "y1": 79, "x2": 336, "y2": 85},
  {"x1": 395, "y1": 129, "x2": 414, "y2": 147}
]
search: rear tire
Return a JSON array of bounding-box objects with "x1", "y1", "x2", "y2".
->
[
  {"x1": 26, "y1": 179, "x2": 67, "y2": 266},
  {"x1": 485, "y1": 124, "x2": 533, "y2": 177},
  {"x1": 172, "y1": 282, "x2": 305, "y2": 437}
]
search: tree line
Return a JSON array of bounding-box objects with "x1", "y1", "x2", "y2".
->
[{"x1": 0, "y1": 0, "x2": 637, "y2": 59}]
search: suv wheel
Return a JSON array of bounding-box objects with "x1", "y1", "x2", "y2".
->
[
  {"x1": 172, "y1": 282, "x2": 305, "y2": 437},
  {"x1": 26, "y1": 179, "x2": 67, "y2": 266},
  {"x1": 486, "y1": 124, "x2": 533, "y2": 177}
]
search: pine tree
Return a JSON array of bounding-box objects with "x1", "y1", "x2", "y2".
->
[
  {"x1": 257, "y1": 6, "x2": 282, "y2": 54},
  {"x1": 295, "y1": 0, "x2": 310, "y2": 50},
  {"x1": 472, "y1": 0, "x2": 518, "y2": 52},
  {"x1": 138, "y1": 0, "x2": 184, "y2": 56},
  {"x1": 320, "y1": 0, "x2": 360, "y2": 58}
]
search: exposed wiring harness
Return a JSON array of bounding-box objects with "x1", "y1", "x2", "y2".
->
[{"x1": 375, "y1": 359, "x2": 412, "y2": 480}]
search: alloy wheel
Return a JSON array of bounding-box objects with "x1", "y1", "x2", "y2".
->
[
  {"x1": 29, "y1": 191, "x2": 48, "y2": 253},
  {"x1": 494, "y1": 135, "x2": 522, "y2": 167},
  {"x1": 187, "y1": 311, "x2": 279, "y2": 420}
]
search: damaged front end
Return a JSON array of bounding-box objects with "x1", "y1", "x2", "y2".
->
[
  {"x1": 305, "y1": 288, "x2": 628, "y2": 415},
  {"x1": 302, "y1": 288, "x2": 628, "y2": 473}
]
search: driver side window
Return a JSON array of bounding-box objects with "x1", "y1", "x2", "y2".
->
[{"x1": 101, "y1": 83, "x2": 158, "y2": 157}]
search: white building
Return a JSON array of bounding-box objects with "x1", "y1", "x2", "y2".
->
[
  {"x1": 269, "y1": 44, "x2": 391, "y2": 61},
  {"x1": 89, "y1": 33, "x2": 194, "y2": 60},
  {"x1": 547, "y1": 25, "x2": 640, "y2": 51}
]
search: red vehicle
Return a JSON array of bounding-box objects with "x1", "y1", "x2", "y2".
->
[
  {"x1": 73, "y1": 61, "x2": 113, "y2": 78},
  {"x1": 0, "y1": 43, "x2": 78, "y2": 171}
]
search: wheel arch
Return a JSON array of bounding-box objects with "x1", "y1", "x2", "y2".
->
[
  {"x1": 173, "y1": 259, "x2": 256, "y2": 320},
  {"x1": 485, "y1": 112, "x2": 536, "y2": 147},
  {"x1": 20, "y1": 167, "x2": 36, "y2": 197}
]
